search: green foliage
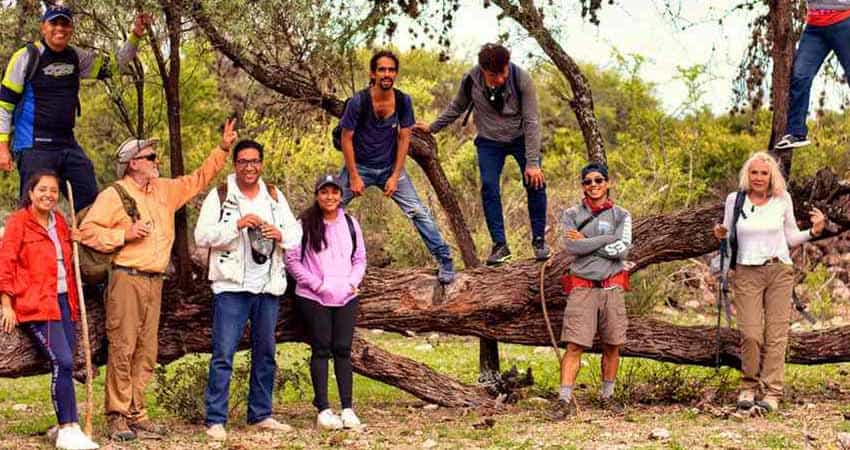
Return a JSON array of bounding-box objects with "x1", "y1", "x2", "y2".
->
[
  {"x1": 800, "y1": 264, "x2": 836, "y2": 321},
  {"x1": 154, "y1": 351, "x2": 309, "y2": 423},
  {"x1": 602, "y1": 360, "x2": 737, "y2": 405}
]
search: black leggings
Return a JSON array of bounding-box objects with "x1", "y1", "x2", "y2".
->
[{"x1": 295, "y1": 296, "x2": 358, "y2": 411}]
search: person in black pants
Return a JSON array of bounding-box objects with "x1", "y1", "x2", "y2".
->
[{"x1": 286, "y1": 174, "x2": 367, "y2": 430}]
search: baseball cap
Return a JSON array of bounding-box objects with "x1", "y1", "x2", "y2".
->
[
  {"x1": 314, "y1": 173, "x2": 343, "y2": 193},
  {"x1": 42, "y1": 5, "x2": 73, "y2": 23},
  {"x1": 115, "y1": 137, "x2": 160, "y2": 178}
]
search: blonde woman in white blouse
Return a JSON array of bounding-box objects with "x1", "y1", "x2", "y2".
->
[{"x1": 713, "y1": 151, "x2": 826, "y2": 413}]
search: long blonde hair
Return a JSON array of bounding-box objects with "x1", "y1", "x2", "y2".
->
[{"x1": 738, "y1": 151, "x2": 786, "y2": 197}]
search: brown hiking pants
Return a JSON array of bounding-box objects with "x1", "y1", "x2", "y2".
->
[
  {"x1": 104, "y1": 270, "x2": 164, "y2": 421},
  {"x1": 731, "y1": 262, "x2": 794, "y2": 397}
]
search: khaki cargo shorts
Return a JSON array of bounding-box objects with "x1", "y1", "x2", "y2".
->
[{"x1": 560, "y1": 287, "x2": 627, "y2": 348}]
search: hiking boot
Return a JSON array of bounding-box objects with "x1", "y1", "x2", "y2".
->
[
  {"x1": 437, "y1": 257, "x2": 456, "y2": 284},
  {"x1": 736, "y1": 389, "x2": 755, "y2": 410},
  {"x1": 755, "y1": 395, "x2": 780, "y2": 412},
  {"x1": 599, "y1": 396, "x2": 625, "y2": 414},
  {"x1": 129, "y1": 419, "x2": 166, "y2": 439},
  {"x1": 548, "y1": 399, "x2": 577, "y2": 421},
  {"x1": 316, "y1": 409, "x2": 343, "y2": 430},
  {"x1": 252, "y1": 417, "x2": 293, "y2": 433},
  {"x1": 107, "y1": 414, "x2": 136, "y2": 442},
  {"x1": 774, "y1": 134, "x2": 810, "y2": 150},
  {"x1": 205, "y1": 424, "x2": 227, "y2": 441},
  {"x1": 532, "y1": 237, "x2": 552, "y2": 261},
  {"x1": 486, "y1": 243, "x2": 512, "y2": 266}
]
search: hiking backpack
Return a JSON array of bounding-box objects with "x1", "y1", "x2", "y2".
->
[{"x1": 76, "y1": 183, "x2": 140, "y2": 284}]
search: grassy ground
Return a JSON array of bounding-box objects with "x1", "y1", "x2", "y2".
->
[{"x1": 2, "y1": 331, "x2": 850, "y2": 449}]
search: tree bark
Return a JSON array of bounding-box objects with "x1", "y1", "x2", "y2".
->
[
  {"x1": 150, "y1": 1, "x2": 192, "y2": 287},
  {"x1": 766, "y1": 0, "x2": 797, "y2": 174}
]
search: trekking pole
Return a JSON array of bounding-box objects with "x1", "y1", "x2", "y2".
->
[
  {"x1": 66, "y1": 182, "x2": 93, "y2": 436},
  {"x1": 715, "y1": 239, "x2": 728, "y2": 368}
]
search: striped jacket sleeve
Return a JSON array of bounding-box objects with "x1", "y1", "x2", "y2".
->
[{"x1": 0, "y1": 46, "x2": 32, "y2": 142}]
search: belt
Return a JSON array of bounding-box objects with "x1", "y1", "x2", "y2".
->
[
  {"x1": 742, "y1": 257, "x2": 783, "y2": 267},
  {"x1": 112, "y1": 265, "x2": 164, "y2": 278}
]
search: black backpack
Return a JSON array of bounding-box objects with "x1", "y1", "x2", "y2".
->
[
  {"x1": 331, "y1": 87, "x2": 405, "y2": 151},
  {"x1": 728, "y1": 190, "x2": 748, "y2": 270},
  {"x1": 461, "y1": 62, "x2": 522, "y2": 127}
]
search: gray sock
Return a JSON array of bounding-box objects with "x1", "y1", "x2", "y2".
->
[
  {"x1": 600, "y1": 380, "x2": 615, "y2": 399},
  {"x1": 559, "y1": 385, "x2": 574, "y2": 402}
]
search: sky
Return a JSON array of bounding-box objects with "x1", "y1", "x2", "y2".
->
[{"x1": 393, "y1": 0, "x2": 843, "y2": 117}]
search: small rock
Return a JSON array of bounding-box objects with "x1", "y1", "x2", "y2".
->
[
  {"x1": 533, "y1": 347, "x2": 549, "y2": 354},
  {"x1": 422, "y1": 438, "x2": 438, "y2": 449},
  {"x1": 791, "y1": 323, "x2": 804, "y2": 332},
  {"x1": 832, "y1": 316, "x2": 846, "y2": 327},
  {"x1": 423, "y1": 404, "x2": 439, "y2": 411},
  {"x1": 428, "y1": 333, "x2": 439, "y2": 341},
  {"x1": 837, "y1": 432, "x2": 850, "y2": 450},
  {"x1": 685, "y1": 300, "x2": 700, "y2": 309},
  {"x1": 370, "y1": 329, "x2": 384, "y2": 335},
  {"x1": 415, "y1": 343, "x2": 434, "y2": 352},
  {"x1": 404, "y1": 330, "x2": 417, "y2": 337},
  {"x1": 580, "y1": 359, "x2": 589, "y2": 367},
  {"x1": 12, "y1": 404, "x2": 29, "y2": 412},
  {"x1": 649, "y1": 428, "x2": 670, "y2": 440}
]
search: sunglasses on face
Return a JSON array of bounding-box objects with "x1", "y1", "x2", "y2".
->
[
  {"x1": 133, "y1": 153, "x2": 157, "y2": 162},
  {"x1": 582, "y1": 177, "x2": 606, "y2": 186}
]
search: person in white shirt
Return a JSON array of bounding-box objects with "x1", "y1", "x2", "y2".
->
[
  {"x1": 713, "y1": 151, "x2": 826, "y2": 413},
  {"x1": 194, "y1": 139, "x2": 302, "y2": 441}
]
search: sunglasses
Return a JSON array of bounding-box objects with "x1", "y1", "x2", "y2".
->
[
  {"x1": 133, "y1": 153, "x2": 157, "y2": 162},
  {"x1": 582, "y1": 177, "x2": 606, "y2": 186}
]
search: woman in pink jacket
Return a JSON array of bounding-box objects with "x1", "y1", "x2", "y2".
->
[{"x1": 286, "y1": 174, "x2": 366, "y2": 430}]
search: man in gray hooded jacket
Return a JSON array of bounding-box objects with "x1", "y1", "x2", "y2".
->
[{"x1": 550, "y1": 162, "x2": 632, "y2": 420}]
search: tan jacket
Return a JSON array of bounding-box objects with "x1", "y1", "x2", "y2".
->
[{"x1": 80, "y1": 147, "x2": 228, "y2": 273}]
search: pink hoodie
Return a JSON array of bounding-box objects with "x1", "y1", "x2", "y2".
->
[{"x1": 285, "y1": 208, "x2": 366, "y2": 306}]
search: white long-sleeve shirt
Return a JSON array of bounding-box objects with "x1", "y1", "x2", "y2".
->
[{"x1": 722, "y1": 190, "x2": 811, "y2": 265}]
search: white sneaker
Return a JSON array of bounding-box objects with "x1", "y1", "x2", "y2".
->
[
  {"x1": 205, "y1": 424, "x2": 227, "y2": 441},
  {"x1": 55, "y1": 425, "x2": 99, "y2": 450},
  {"x1": 251, "y1": 417, "x2": 292, "y2": 433},
  {"x1": 316, "y1": 409, "x2": 343, "y2": 430},
  {"x1": 340, "y1": 408, "x2": 362, "y2": 429}
]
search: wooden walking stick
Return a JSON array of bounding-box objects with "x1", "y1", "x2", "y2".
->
[{"x1": 66, "y1": 181, "x2": 93, "y2": 436}]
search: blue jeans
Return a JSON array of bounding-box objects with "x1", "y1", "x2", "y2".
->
[
  {"x1": 205, "y1": 292, "x2": 280, "y2": 426},
  {"x1": 787, "y1": 16, "x2": 850, "y2": 137},
  {"x1": 15, "y1": 144, "x2": 98, "y2": 213},
  {"x1": 23, "y1": 293, "x2": 78, "y2": 425},
  {"x1": 475, "y1": 136, "x2": 547, "y2": 245},
  {"x1": 339, "y1": 164, "x2": 452, "y2": 261}
]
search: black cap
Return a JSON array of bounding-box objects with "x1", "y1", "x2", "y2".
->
[{"x1": 314, "y1": 173, "x2": 343, "y2": 193}]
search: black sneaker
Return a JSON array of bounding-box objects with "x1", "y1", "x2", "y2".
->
[
  {"x1": 486, "y1": 243, "x2": 512, "y2": 266},
  {"x1": 774, "y1": 134, "x2": 810, "y2": 150},
  {"x1": 548, "y1": 399, "x2": 577, "y2": 421},
  {"x1": 599, "y1": 396, "x2": 625, "y2": 414},
  {"x1": 532, "y1": 237, "x2": 552, "y2": 261}
]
